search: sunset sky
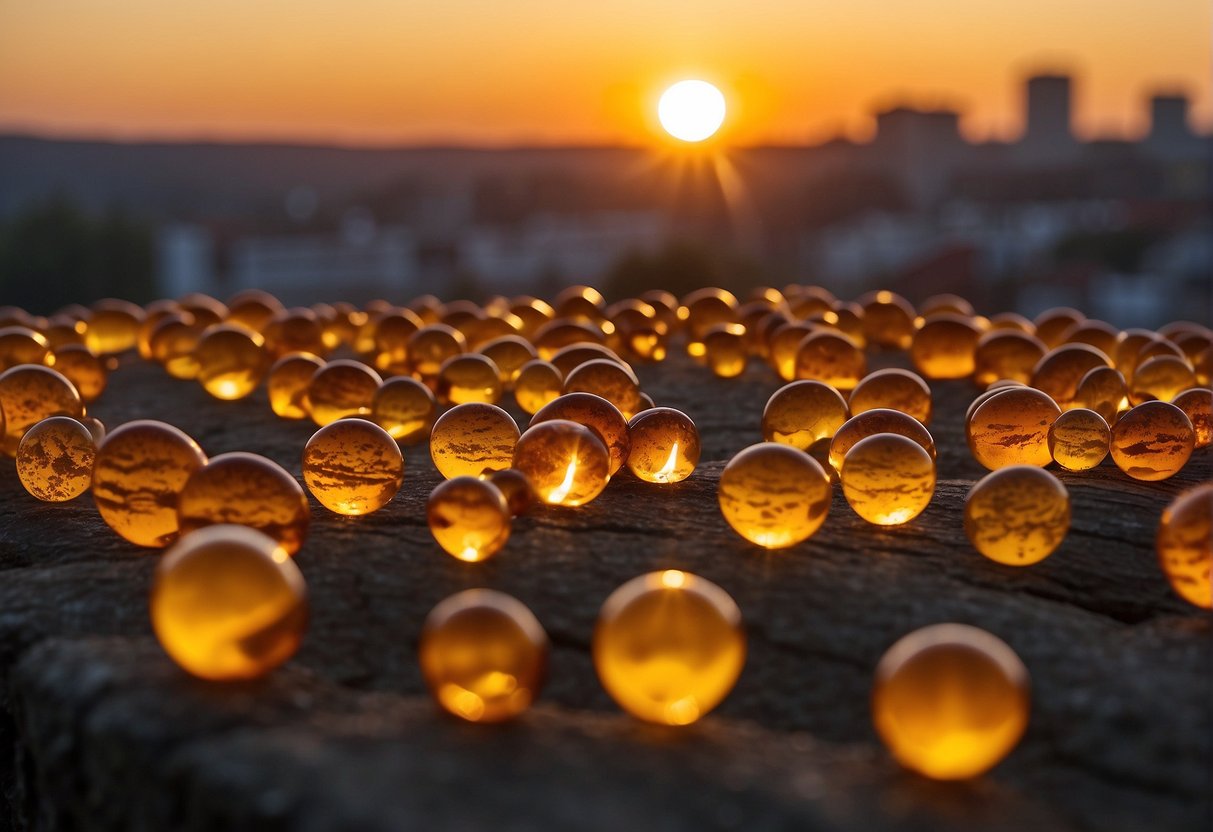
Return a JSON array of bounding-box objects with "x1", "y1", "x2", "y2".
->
[{"x1": 0, "y1": 0, "x2": 1209, "y2": 147}]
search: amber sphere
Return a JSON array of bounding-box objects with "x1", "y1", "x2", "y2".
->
[
  {"x1": 0, "y1": 364, "x2": 84, "y2": 456},
  {"x1": 151, "y1": 525, "x2": 307, "y2": 681},
  {"x1": 426, "y1": 476, "x2": 512, "y2": 562},
  {"x1": 563, "y1": 358, "x2": 644, "y2": 419},
  {"x1": 84, "y1": 299, "x2": 144, "y2": 355},
  {"x1": 794, "y1": 331, "x2": 867, "y2": 392},
  {"x1": 149, "y1": 313, "x2": 202, "y2": 379},
  {"x1": 0, "y1": 326, "x2": 52, "y2": 370},
  {"x1": 910, "y1": 314, "x2": 982, "y2": 380},
  {"x1": 177, "y1": 452, "x2": 310, "y2": 556},
  {"x1": 965, "y1": 466, "x2": 1071, "y2": 565},
  {"x1": 302, "y1": 419, "x2": 404, "y2": 515},
  {"x1": 307, "y1": 359, "x2": 382, "y2": 426},
  {"x1": 829, "y1": 409, "x2": 936, "y2": 473},
  {"x1": 430, "y1": 403, "x2": 520, "y2": 479},
  {"x1": 967, "y1": 387, "x2": 1061, "y2": 470},
  {"x1": 701, "y1": 323, "x2": 749, "y2": 378},
  {"x1": 514, "y1": 359, "x2": 563, "y2": 415},
  {"x1": 512, "y1": 419, "x2": 611, "y2": 506},
  {"x1": 484, "y1": 468, "x2": 534, "y2": 516},
  {"x1": 762, "y1": 380, "x2": 849, "y2": 451},
  {"x1": 859, "y1": 290, "x2": 917, "y2": 350},
  {"x1": 848, "y1": 368, "x2": 932, "y2": 424},
  {"x1": 1109, "y1": 401, "x2": 1195, "y2": 481},
  {"x1": 372, "y1": 375, "x2": 438, "y2": 444},
  {"x1": 93, "y1": 420, "x2": 208, "y2": 547},
  {"x1": 840, "y1": 433, "x2": 935, "y2": 525},
  {"x1": 16, "y1": 416, "x2": 97, "y2": 502},
  {"x1": 1156, "y1": 483, "x2": 1212, "y2": 609},
  {"x1": 973, "y1": 330, "x2": 1047, "y2": 387},
  {"x1": 531, "y1": 392, "x2": 631, "y2": 476},
  {"x1": 593, "y1": 570, "x2": 745, "y2": 725},
  {"x1": 435, "y1": 354, "x2": 503, "y2": 406},
  {"x1": 1030, "y1": 344, "x2": 1111, "y2": 409},
  {"x1": 1033, "y1": 307, "x2": 1085, "y2": 348},
  {"x1": 195, "y1": 323, "x2": 268, "y2": 401},
  {"x1": 227, "y1": 289, "x2": 285, "y2": 332},
  {"x1": 50, "y1": 344, "x2": 108, "y2": 404},
  {"x1": 478, "y1": 335, "x2": 536, "y2": 384},
  {"x1": 408, "y1": 323, "x2": 467, "y2": 379},
  {"x1": 1073, "y1": 365, "x2": 1129, "y2": 425},
  {"x1": 418, "y1": 589, "x2": 549, "y2": 722},
  {"x1": 767, "y1": 323, "x2": 814, "y2": 381},
  {"x1": 625, "y1": 407, "x2": 700, "y2": 484},
  {"x1": 266, "y1": 352, "x2": 324, "y2": 420},
  {"x1": 872, "y1": 624, "x2": 1029, "y2": 780},
  {"x1": 719, "y1": 442, "x2": 831, "y2": 548},
  {"x1": 1047, "y1": 409, "x2": 1110, "y2": 472},
  {"x1": 1172, "y1": 387, "x2": 1211, "y2": 448},
  {"x1": 264, "y1": 308, "x2": 327, "y2": 359},
  {"x1": 1129, "y1": 355, "x2": 1197, "y2": 405}
]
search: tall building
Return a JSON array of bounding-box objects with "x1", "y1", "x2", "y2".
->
[
  {"x1": 870, "y1": 106, "x2": 968, "y2": 206},
  {"x1": 1144, "y1": 93, "x2": 1207, "y2": 161},
  {"x1": 1017, "y1": 74, "x2": 1078, "y2": 164}
]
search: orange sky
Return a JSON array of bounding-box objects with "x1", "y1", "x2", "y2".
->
[{"x1": 0, "y1": 1, "x2": 1209, "y2": 147}]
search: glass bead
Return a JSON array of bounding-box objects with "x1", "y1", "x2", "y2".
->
[
  {"x1": 530, "y1": 392, "x2": 630, "y2": 477},
  {"x1": 195, "y1": 323, "x2": 268, "y2": 401},
  {"x1": 593, "y1": 570, "x2": 745, "y2": 725},
  {"x1": 625, "y1": 407, "x2": 700, "y2": 484},
  {"x1": 430, "y1": 403, "x2": 520, "y2": 480},
  {"x1": 701, "y1": 323, "x2": 748, "y2": 379},
  {"x1": 372, "y1": 376, "x2": 437, "y2": 444},
  {"x1": 1156, "y1": 483, "x2": 1212, "y2": 609},
  {"x1": 0, "y1": 326, "x2": 52, "y2": 370},
  {"x1": 1030, "y1": 344, "x2": 1111, "y2": 408},
  {"x1": 408, "y1": 323, "x2": 468, "y2": 380},
  {"x1": 563, "y1": 358, "x2": 644, "y2": 419},
  {"x1": 848, "y1": 368, "x2": 932, "y2": 424},
  {"x1": 965, "y1": 465, "x2": 1070, "y2": 565},
  {"x1": 550, "y1": 343, "x2": 630, "y2": 380},
  {"x1": 370, "y1": 310, "x2": 423, "y2": 374},
  {"x1": 93, "y1": 420, "x2": 208, "y2": 547},
  {"x1": 534, "y1": 320, "x2": 605, "y2": 361},
  {"x1": 840, "y1": 433, "x2": 935, "y2": 525},
  {"x1": 920, "y1": 293, "x2": 975, "y2": 317},
  {"x1": 84, "y1": 299, "x2": 144, "y2": 355},
  {"x1": 1109, "y1": 401, "x2": 1195, "y2": 481},
  {"x1": 973, "y1": 330, "x2": 1047, "y2": 387},
  {"x1": 554, "y1": 284, "x2": 608, "y2": 323},
  {"x1": 150, "y1": 525, "x2": 307, "y2": 680},
  {"x1": 177, "y1": 452, "x2": 310, "y2": 556},
  {"x1": 1032, "y1": 307, "x2": 1085, "y2": 349},
  {"x1": 1060, "y1": 319, "x2": 1121, "y2": 357},
  {"x1": 484, "y1": 468, "x2": 534, "y2": 516},
  {"x1": 307, "y1": 359, "x2": 382, "y2": 426},
  {"x1": 829, "y1": 409, "x2": 936, "y2": 473},
  {"x1": 682, "y1": 287, "x2": 740, "y2": 341},
  {"x1": 1047, "y1": 409, "x2": 1110, "y2": 472},
  {"x1": 512, "y1": 419, "x2": 611, "y2": 506},
  {"x1": 1073, "y1": 365, "x2": 1129, "y2": 425},
  {"x1": 266, "y1": 352, "x2": 325, "y2": 420},
  {"x1": 1172, "y1": 387, "x2": 1211, "y2": 448},
  {"x1": 762, "y1": 380, "x2": 849, "y2": 451},
  {"x1": 794, "y1": 331, "x2": 867, "y2": 392},
  {"x1": 149, "y1": 313, "x2": 202, "y2": 379},
  {"x1": 50, "y1": 344, "x2": 108, "y2": 403},
  {"x1": 910, "y1": 313, "x2": 982, "y2": 380},
  {"x1": 872, "y1": 624, "x2": 1029, "y2": 780},
  {"x1": 766, "y1": 323, "x2": 814, "y2": 382},
  {"x1": 436, "y1": 354, "x2": 503, "y2": 406},
  {"x1": 303, "y1": 419, "x2": 403, "y2": 515},
  {"x1": 478, "y1": 335, "x2": 537, "y2": 384},
  {"x1": 0, "y1": 364, "x2": 84, "y2": 456},
  {"x1": 513, "y1": 360, "x2": 564, "y2": 416},
  {"x1": 967, "y1": 387, "x2": 1061, "y2": 470},
  {"x1": 719, "y1": 442, "x2": 831, "y2": 548},
  {"x1": 16, "y1": 416, "x2": 96, "y2": 502},
  {"x1": 858, "y1": 290, "x2": 917, "y2": 350},
  {"x1": 418, "y1": 589, "x2": 548, "y2": 722},
  {"x1": 264, "y1": 308, "x2": 327, "y2": 359},
  {"x1": 226, "y1": 289, "x2": 285, "y2": 332},
  {"x1": 1128, "y1": 355, "x2": 1197, "y2": 405},
  {"x1": 426, "y1": 476, "x2": 512, "y2": 562}
]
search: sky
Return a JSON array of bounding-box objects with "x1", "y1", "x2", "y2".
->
[{"x1": 0, "y1": 0, "x2": 1209, "y2": 147}]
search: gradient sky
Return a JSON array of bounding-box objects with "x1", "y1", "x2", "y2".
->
[{"x1": 0, "y1": 0, "x2": 1209, "y2": 147}]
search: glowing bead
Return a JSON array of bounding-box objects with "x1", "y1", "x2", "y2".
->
[
  {"x1": 195, "y1": 323, "x2": 268, "y2": 401},
  {"x1": 1109, "y1": 401, "x2": 1195, "y2": 481},
  {"x1": 226, "y1": 289, "x2": 285, "y2": 332},
  {"x1": 848, "y1": 368, "x2": 932, "y2": 424},
  {"x1": 967, "y1": 387, "x2": 1061, "y2": 470},
  {"x1": 303, "y1": 419, "x2": 403, "y2": 515},
  {"x1": 372, "y1": 375, "x2": 437, "y2": 444},
  {"x1": 0, "y1": 364, "x2": 84, "y2": 456},
  {"x1": 593, "y1": 571, "x2": 745, "y2": 725},
  {"x1": 829, "y1": 409, "x2": 936, "y2": 473},
  {"x1": 266, "y1": 352, "x2": 325, "y2": 420},
  {"x1": 307, "y1": 359, "x2": 382, "y2": 425},
  {"x1": 625, "y1": 407, "x2": 700, "y2": 484},
  {"x1": 264, "y1": 307, "x2": 327, "y2": 359},
  {"x1": 81, "y1": 415, "x2": 107, "y2": 443},
  {"x1": 436, "y1": 353, "x2": 503, "y2": 406},
  {"x1": 484, "y1": 468, "x2": 534, "y2": 516},
  {"x1": 151, "y1": 525, "x2": 306, "y2": 681},
  {"x1": 430, "y1": 403, "x2": 520, "y2": 479},
  {"x1": 531, "y1": 392, "x2": 630, "y2": 476},
  {"x1": 872, "y1": 624, "x2": 1029, "y2": 780},
  {"x1": 84, "y1": 299, "x2": 143, "y2": 355},
  {"x1": 719, "y1": 442, "x2": 831, "y2": 548},
  {"x1": 0, "y1": 326, "x2": 52, "y2": 370},
  {"x1": 369, "y1": 309, "x2": 423, "y2": 373},
  {"x1": 910, "y1": 314, "x2": 982, "y2": 380},
  {"x1": 513, "y1": 419, "x2": 611, "y2": 506},
  {"x1": 702, "y1": 323, "x2": 749, "y2": 378},
  {"x1": 840, "y1": 433, "x2": 935, "y2": 525},
  {"x1": 766, "y1": 323, "x2": 814, "y2": 381},
  {"x1": 921, "y1": 293, "x2": 974, "y2": 317},
  {"x1": 1128, "y1": 355, "x2": 1197, "y2": 405},
  {"x1": 1047, "y1": 409, "x2": 1110, "y2": 472},
  {"x1": 858, "y1": 290, "x2": 917, "y2": 350},
  {"x1": 550, "y1": 343, "x2": 626, "y2": 379},
  {"x1": 794, "y1": 331, "x2": 866, "y2": 392},
  {"x1": 478, "y1": 334, "x2": 537, "y2": 384},
  {"x1": 513, "y1": 359, "x2": 563, "y2": 415},
  {"x1": 1033, "y1": 307, "x2": 1084, "y2": 349},
  {"x1": 534, "y1": 320, "x2": 605, "y2": 361},
  {"x1": 1172, "y1": 387, "x2": 1211, "y2": 448},
  {"x1": 1030, "y1": 344, "x2": 1111, "y2": 409},
  {"x1": 178, "y1": 452, "x2": 310, "y2": 556},
  {"x1": 408, "y1": 323, "x2": 467, "y2": 380},
  {"x1": 973, "y1": 330, "x2": 1047, "y2": 387},
  {"x1": 426, "y1": 476, "x2": 512, "y2": 562},
  {"x1": 93, "y1": 420, "x2": 208, "y2": 547},
  {"x1": 16, "y1": 416, "x2": 96, "y2": 502},
  {"x1": 682, "y1": 287, "x2": 740, "y2": 341},
  {"x1": 1073, "y1": 365, "x2": 1129, "y2": 425},
  {"x1": 50, "y1": 344, "x2": 108, "y2": 403},
  {"x1": 762, "y1": 380, "x2": 849, "y2": 451},
  {"x1": 554, "y1": 284, "x2": 608, "y2": 322},
  {"x1": 149, "y1": 313, "x2": 202, "y2": 379},
  {"x1": 965, "y1": 466, "x2": 1070, "y2": 565},
  {"x1": 1156, "y1": 483, "x2": 1212, "y2": 609},
  {"x1": 562, "y1": 357, "x2": 644, "y2": 419}
]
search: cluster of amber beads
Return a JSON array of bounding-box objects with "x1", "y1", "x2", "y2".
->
[
  {"x1": 426, "y1": 476, "x2": 512, "y2": 562},
  {"x1": 625, "y1": 407, "x2": 700, "y2": 483},
  {"x1": 430, "y1": 403, "x2": 520, "y2": 479},
  {"x1": 840, "y1": 433, "x2": 936, "y2": 525},
  {"x1": 1156, "y1": 483, "x2": 1212, "y2": 609},
  {"x1": 593, "y1": 571, "x2": 745, "y2": 725},
  {"x1": 718, "y1": 443, "x2": 832, "y2": 548},
  {"x1": 16, "y1": 416, "x2": 97, "y2": 502},
  {"x1": 965, "y1": 466, "x2": 1071, "y2": 565},
  {"x1": 302, "y1": 419, "x2": 404, "y2": 515},
  {"x1": 872, "y1": 624, "x2": 1029, "y2": 780}
]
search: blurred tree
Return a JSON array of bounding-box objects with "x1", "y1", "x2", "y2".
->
[{"x1": 602, "y1": 240, "x2": 765, "y2": 301}]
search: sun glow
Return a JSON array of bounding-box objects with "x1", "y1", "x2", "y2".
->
[{"x1": 658, "y1": 80, "x2": 726, "y2": 143}]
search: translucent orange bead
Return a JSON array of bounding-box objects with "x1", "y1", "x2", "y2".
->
[
  {"x1": 266, "y1": 352, "x2": 324, "y2": 420},
  {"x1": 1030, "y1": 344, "x2": 1110, "y2": 408},
  {"x1": 682, "y1": 287, "x2": 740, "y2": 341},
  {"x1": 840, "y1": 433, "x2": 935, "y2": 525},
  {"x1": 920, "y1": 293, "x2": 975, "y2": 317},
  {"x1": 195, "y1": 323, "x2": 268, "y2": 401},
  {"x1": 1172, "y1": 387, "x2": 1212, "y2": 448},
  {"x1": 302, "y1": 419, "x2": 404, "y2": 515},
  {"x1": 430, "y1": 403, "x2": 520, "y2": 479},
  {"x1": 762, "y1": 380, "x2": 849, "y2": 451},
  {"x1": 226, "y1": 289, "x2": 285, "y2": 332},
  {"x1": 149, "y1": 313, "x2": 202, "y2": 379},
  {"x1": 549, "y1": 343, "x2": 627, "y2": 378},
  {"x1": 49, "y1": 344, "x2": 108, "y2": 404},
  {"x1": 84, "y1": 299, "x2": 144, "y2": 356},
  {"x1": 554, "y1": 284, "x2": 608, "y2": 323},
  {"x1": 1060, "y1": 319, "x2": 1121, "y2": 358},
  {"x1": 307, "y1": 359, "x2": 382, "y2": 426},
  {"x1": 478, "y1": 334, "x2": 537, "y2": 384},
  {"x1": 408, "y1": 323, "x2": 467, "y2": 380},
  {"x1": 436, "y1": 354, "x2": 503, "y2": 406},
  {"x1": 719, "y1": 442, "x2": 831, "y2": 548},
  {"x1": 1109, "y1": 401, "x2": 1195, "y2": 481},
  {"x1": 973, "y1": 330, "x2": 1047, "y2": 387},
  {"x1": 80, "y1": 415, "x2": 107, "y2": 444},
  {"x1": 426, "y1": 476, "x2": 512, "y2": 562},
  {"x1": 563, "y1": 358, "x2": 644, "y2": 419},
  {"x1": 369, "y1": 309, "x2": 423, "y2": 374},
  {"x1": 177, "y1": 452, "x2": 310, "y2": 556},
  {"x1": 829, "y1": 409, "x2": 936, "y2": 473},
  {"x1": 1047, "y1": 409, "x2": 1110, "y2": 472},
  {"x1": 371, "y1": 376, "x2": 437, "y2": 444},
  {"x1": 1073, "y1": 365, "x2": 1129, "y2": 425},
  {"x1": 625, "y1": 407, "x2": 700, "y2": 484},
  {"x1": 965, "y1": 466, "x2": 1070, "y2": 565},
  {"x1": 151, "y1": 525, "x2": 307, "y2": 681},
  {"x1": 512, "y1": 419, "x2": 611, "y2": 506},
  {"x1": 484, "y1": 468, "x2": 534, "y2": 516},
  {"x1": 0, "y1": 326, "x2": 52, "y2": 370},
  {"x1": 1032, "y1": 307, "x2": 1085, "y2": 349},
  {"x1": 593, "y1": 570, "x2": 745, "y2": 725},
  {"x1": 264, "y1": 307, "x2": 327, "y2": 359},
  {"x1": 967, "y1": 387, "x2": 1061, "y2": 470},
  {"x1": 514, "y1": 359, "x2": 563, "y2": 415},
  {"x1": 848, "y1": 368, "x2": 932, "y2": 424},
  {"x1": 509, "y1": 296, "x2": 556, "y2": 338},
  {"x1": 1156, "y1": 483, "x2": 1212, "y2": 609},
  {"x1": 910, "y1": 313, "x2": 982, "y2": 380},
  {"x1": 530, "y1": 392, "x2": 630, "y2": 477},
  {"x1": 533, "y1": 320, "x2": 605, "y2": 361},
  {"x1": 858, "y1": 290, "x2": 917, "y2": 350},
  {"x1": 1128, "y1": 355, "x2": 1196, "y2": 405},
  {"x1": 93, "y1": 420, "x2": 208, "y2": 547},
  {"x1": 767, "y1": 323, "x2": 814, "y2": 382},
  {"x1": 1113, "y1": 329, "x2": 1159, "y2": 376},
  {"x1": 794, "y1": 331, "x2": 867, "y2": 392},
  {"x1": 702, "y1": 323, "x2": 748, "y2": 378},
  {"x1": 872, "y1": 624, "x2": 1029, "y2": 780},
  {"x1": 16, "y1": 416, "x2": 96, "y2": 502},
  {"x1": 418, "y1": 589, "x2": 548, "y2": 722},
  {"x1": 0, "y1": 364, "x2": 84, "y2": 456}
]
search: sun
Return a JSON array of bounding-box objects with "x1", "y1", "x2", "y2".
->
[{"x1": 658, "y1": 80, "x2": 726, "y2": 143}]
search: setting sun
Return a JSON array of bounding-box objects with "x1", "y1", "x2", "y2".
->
[{"x1": 658, "y1": 80, "x2": 726, "y2": 143}]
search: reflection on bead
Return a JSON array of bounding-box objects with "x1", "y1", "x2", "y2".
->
[
  {"x1": 967, "y1": 387, "x2": 1061, "y2": 470},
  {"x1": 840, "y1": 433, "x2": 935, "y2": 525},
  {"x1": 16, "y1": 416, "x2": 96, "y2": 502},
  {"x1": 430, "y1": 403, "x2": 520, "y2": 479},
  {"x1": 427, "y1": 476, "x2": 512, "y2": 562},
  {"x1": 1109, "y1": 401, "x2": 1195, "y2": 481},
  {"x1": 303, "y1": 419, "x2": 403, "y2": 515},
  {"x1": 307, "y1": 359, "x2": 382, "y2": 426},
  {"x1": 625, "y1": 407, "x2": 700, "y2": 484},
  {"x1": 513, "y1": 419, "x2": 611, "y2": 506},
  {"x1": 531, "y1": 392, "x2": 631, "y2": 476},
  {"x1": 372, "y1": 376, "x2": 437, "y2": 444},
  {"x1": 1156, "y1": 483, "x2": 1212, "y2": 609},
  {"x1": 0, "y1": 364, "x2": 84, "y2": 456},
  {"x1": 848, "y1": 368, "x2": 932, "y2": 424},
  {"x1": 965, "y1": 466, "x2": 1070, "y2": 565},
  {"x1": 719, "y1": 442, "x2": 831, "y2": 548},
  {"x1": 1047, "y1": 409, "x2": 1110, "y2": 472},
  {"x1": 762, "y1": 380, "x2": 849, "y2": 451}
]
